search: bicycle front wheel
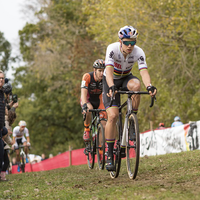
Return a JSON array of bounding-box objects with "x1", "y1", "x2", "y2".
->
[
  {"x1": 86, "y1": 140, "x2": 95, "y2": 169},
  {"x1": 96, "y1": 121, "x2": 105, "y2": 170},
  {"x1": 86, "y1": 125, "x2": 96, "y2": 169},
  {"x1": 110, "y1": 141, "x2": 121, "y2": 179},
  {"x1": 126, "y1": 113, "x2": 140, "y2": 179},
  {"x1": 21, "y1": 154, "x2": 25, "y2": 173}
]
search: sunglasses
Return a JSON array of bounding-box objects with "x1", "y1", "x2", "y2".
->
[{"x1": 122, "y1": 40, "x2": 136, "y2": 46}]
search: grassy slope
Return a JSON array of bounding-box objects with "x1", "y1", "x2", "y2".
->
[{"x1": 1, "y1": 150, "x2": 200, "y2": 200}]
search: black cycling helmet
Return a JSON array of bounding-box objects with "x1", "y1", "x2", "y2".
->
[
  {"x1": 93, "y1": 59, "x2": 105, "y2": 69},
  {"x1": 3, "y1": 82, "x2": 12, "y2": 94}
]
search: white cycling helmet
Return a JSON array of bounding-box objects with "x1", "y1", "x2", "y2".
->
[
  {"x1": 118, "y1": 25, "x2": 138, "y2": 40},
  {"x1": 174, "y1": 116, "x2": 180, "y2": 121},
  {"x1": 19, "y1": 120, "x2": 27, "y2": 127}
]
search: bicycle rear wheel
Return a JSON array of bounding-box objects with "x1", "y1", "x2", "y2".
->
[
  {"x1": 110, "y1": 141, "x2": 121, "y2": 179},
  {"x1": 126, "y1": 113, "x2": 140, "y2": 179},
  {"x1": 21, "y1": 154, "x2": 25, "y2": 173},
  {"x1": 96, "y1": 121, "x2": 105, "y2": 170}
]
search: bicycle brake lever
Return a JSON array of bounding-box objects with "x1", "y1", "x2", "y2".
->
[{"x1": 150, "y1": 96, "x2": 155, "y2": 107}]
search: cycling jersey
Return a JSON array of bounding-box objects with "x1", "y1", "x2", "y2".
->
[
  {"x1": 104, "y1": 42, "x2": 147, "y2": 79},
  {"x1": 13, "y1": 126, "x2": 29, "y2": 138},
  {"x1": 81, "y1": 71, "x2": 103, "y2": 108},
  {"x1": 81, "y1": 71, "x2": 107, "y2": 119}
]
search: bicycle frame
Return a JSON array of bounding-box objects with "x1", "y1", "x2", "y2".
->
[
  {"x1": 89, "y1": 109, "x2": 106, "y2": 132},
  {"x1": 14, "y1": 145, "x2": 30, "y2": 173},
  {"x1": 117, "y1": 91, "x2": 154, "y2": 148}
]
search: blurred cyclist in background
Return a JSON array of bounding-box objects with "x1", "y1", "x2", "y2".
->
[{"x1": 12, "y1": 120, "x2": 31, "y2": 172}]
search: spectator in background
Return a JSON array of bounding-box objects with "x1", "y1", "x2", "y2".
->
[
  {"x1": 157, "y1": 122, "x2": 165, "y2": 130},
  {"x1": 41, "y1": 153, "x2": 46, "y2": 161},
  {"x1": 12, "y1": 157, "x2": 17, "y2": 165},
  {"x1": 0, "y1": 70, "x2": 7, "y2": 180},
  {"x1": 2, "y1": 110, "x2": 17, "y2": 181},
  {"x1": 171, "y1": 116, "x2": 183, "y2": 127},
  {"x1": 1, "y1": 78, "x2": 18, "y2": 180},
  {"x1": 49, "y1": 154, "x2": 53, "y2": 159}
]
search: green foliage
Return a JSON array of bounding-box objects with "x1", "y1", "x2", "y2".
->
[
  {"x1": 11, "y1": 0, "x2": 200, "y2": 155},
  {"x1": 14, "y1": 0, "x2": 104, "y2": 156},
  {"x1": 0, "y1": 31, "x2": 12, "y2": 72},
  {"x1": 82, "y1": 0, "x2": 200, "y2": 130}
]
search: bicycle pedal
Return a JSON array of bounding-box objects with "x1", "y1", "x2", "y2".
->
[
  {"x1": 83, "y1": 149, "x2": 88, "y2": 155},
  {"x1": 106, "y1": 164, "x2": 116, "y2": 172}
]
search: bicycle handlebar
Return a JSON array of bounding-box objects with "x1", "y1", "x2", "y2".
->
[
  {"x1": 109, "y1": 90, "x2": 156, "y2": 108},
  {"x1": 83, "y1": 109, "x2": 106, "y2": 121},
  {"x1": 14, "y1": 145, "x2": 31, "y2": 150},
  {"x1": 88, "y1": 109, "x2": 106, "y2": 112}
]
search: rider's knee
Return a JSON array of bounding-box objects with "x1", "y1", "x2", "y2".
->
[
  {"x1": 127, "y1": 79, "x2": 141, "y2": 91},
  {"x1": 108, "y1": 111, "x2": 119, "y2": 123}
]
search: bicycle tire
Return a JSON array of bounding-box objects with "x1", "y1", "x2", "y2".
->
[
  {"x1": 110, "y1": 141, "x2": 121, "y2": 179},
  {"x1": 126, "y1": 113, "x2": 140, "y2": 179},
  {"x1": 21, "y1": 154, "x2": 25, "y2": 173},
  {"x1": 86, "y1": 124, "x2": 95, "y2": 169},
  {"x1": 96, "y1": 120, "x2": 106, "y2": 170}
]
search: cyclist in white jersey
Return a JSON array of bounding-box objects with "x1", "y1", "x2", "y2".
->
[
  {"x1": 12, "y1": 120, "x2": 30, "y2": 166},
  {"x1": 103, "y1": 25, "x2": 157, "y2": 171}
]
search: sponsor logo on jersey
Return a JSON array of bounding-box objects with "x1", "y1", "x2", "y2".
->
[
  {"x1": 138, "y1": 56, "x2": 144, "y2": 61},
  {"x1": 114, "y1": 62, "x2": 122, "y2": 69},
  {"x1": 81, "y1": 80, "x2": 86, "y2": 87},
  {"x1": 109, "y1": 51, "x2": 114, "y2": 58}
]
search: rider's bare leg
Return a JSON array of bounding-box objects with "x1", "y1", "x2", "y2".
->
[
  {"x1": 84, "y1": 103, "x2": 93, "y2": 131},
  {"x1": 127, "y1": 79, "x2": 141, "y2": 113},
  {"x1": 23, "y1": 142, "x2": 28, "y2": 155},
  {"x1": 105, "y1": 107, "x2": 119, "y2": 157},
  {"x1": 16, "y1": 149, "x2": 20, "y2": 163}
]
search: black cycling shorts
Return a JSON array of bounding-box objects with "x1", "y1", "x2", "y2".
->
[{"x1": 103, "y1": 73, "x2": 139, "y2": 109}]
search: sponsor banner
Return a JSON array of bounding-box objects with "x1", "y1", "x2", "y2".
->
[{"x1": 140, "y1": 121, "x2": 200, "y2": 157}]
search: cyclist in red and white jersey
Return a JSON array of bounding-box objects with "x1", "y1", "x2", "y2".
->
[
  {"x1": 103, "y1": 25, "x2": 157, "y2": 171},
  {"x1": 81, "y1": 59, "x2": 107, "y2": 142},
  {"x1": 12, "y1": 120, "x2": 30, "y2": 169}
]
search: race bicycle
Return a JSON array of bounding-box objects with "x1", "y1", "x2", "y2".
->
[
  {"x1": 83, "y1": 109, "x2": 106, "y2": 170},
  {"x1": 14, "y1": 145, "x2": 30, "y2": 173},
  {"x1": 109, "y1": 90, "x2": 155, "y2": 179}
]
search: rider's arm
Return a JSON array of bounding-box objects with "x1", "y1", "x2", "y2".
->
[
  {"x1": 26, "y1": 136, "x2": 30, "y2": 143},
  {"x1": 81, "y1": 73, "x2": 90, "y2": 105},
  {"x1": 81, "y1": 88, "x2": 88, "y2": 105},
  {"x1": 12, "y1": 136, "x2": 16, "y2": 145},
  {"x1": 105, "y1": 66, "x2": 114, "y2": 88},
  {"x1": 140, "y1": 69, "x2": 151, "y2": 88},
  {"x1": 140, "y1": 69, "x2": 157, "y2": 96}
]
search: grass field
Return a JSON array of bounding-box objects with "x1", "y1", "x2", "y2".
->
[{"x1": 1, "y1": 150, "x2": 200, "y2": 200}]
